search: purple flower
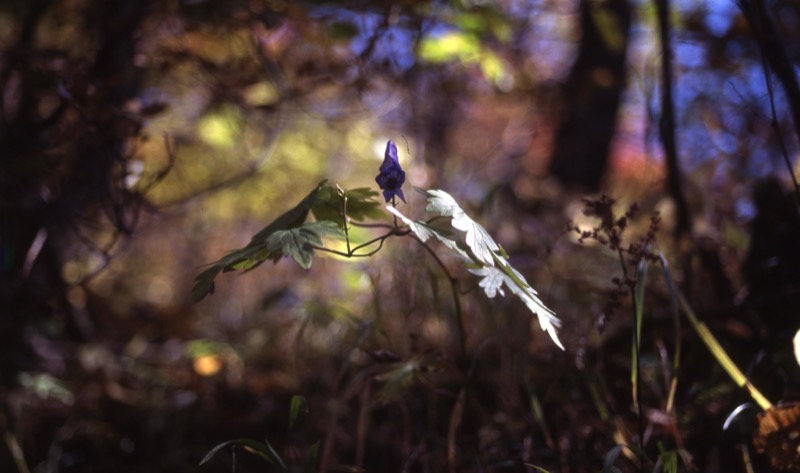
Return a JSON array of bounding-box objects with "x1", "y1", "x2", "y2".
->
[{"x1": 375, "y1": 140, "x2": 406, "y2": 203}]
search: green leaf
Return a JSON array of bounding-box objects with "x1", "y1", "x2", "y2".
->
[
  {"x1": 304, "y1": 441, "x2": 320, "y2": 473},
  {"x1": 249, "y1": 180, "x2": 330, "y2": 245},
  {"x1": 655, "y1": 443, "x2": 678, "y2": 473},
  {"x1": 199, "y1": 438, "x2": 286, "y2": 469},
  {"x1": 191, "y1": 181, "x2": 339, "y2": 302},
  {"x1": 386, "y1": 205, "x2": 471, "y2": 260},
  {"x1": 386, "y1": 205, "x2": 436, "y2": 242},
  {"x1": 395, "y1": 189, "x2": 562, "y2": 349},
  {"x1": 289, "y1": 395, "x2": 308, "y2": 430},
  {"x1": 266, "y1": 221, "x2": 342, "y2": 270},
  {"x1": 468, "y1": 266, "x2": 505, "y2": 297},
  {"x1": 191, "y1": 245, "x2": 280, "y2": 302},
  {"x1": 342, "y1": 187, "x2": 383, "y2": 220},
  {"x1": 492, "y1": 260, "x2": 563, "y2": 350},
  {"x1": 312, "y1": 186, "x2": 383, "y2": 228},
  {"x1": 631, "y1": 258, "x2": 649, "y2": 411},
  {"x1": 191, "y1": 266, "x2": 222, "y2": 302},
  {"x1": 420, "y1": 189, "x2": 499, "y2": 265},
  {"x1": 230, "y1": 247, "x2": 275, "y2": 271}
]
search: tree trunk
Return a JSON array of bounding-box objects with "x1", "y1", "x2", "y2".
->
[{"x1": 548, "y1": 0, "x2": 632, "y2": 191}]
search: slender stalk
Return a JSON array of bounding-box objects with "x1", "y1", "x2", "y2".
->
[
  {"x1": 676, "y1": 291, "x2": 773, "y2": 411},
  {"x1": 321, "y1": 199, "x2": 468, "y2": 362},
  {"x1": 342, "y1": 191, "x2": 352, "y2": 255},
  {"x1": 391, "y1": 196, "x2": 398, "y2": 228},
  {"x1": 617, "y1": 249, "x2": 644, "y2": 456},
  {"x1": 311, "y1": 228, "x2": 411, "y2": 258},
  {"x1": 740, "y1": 0, "x2": 800, "y2": 201},
  {"x1": 413, "y1": 236, "x2": 467, "y2": 362},
  {"x1": 349, "y1": 221, "x2": 394, "y2": 229},
  {"x1": 659, "y1": 253, "x2": 681, "y2": 414}
]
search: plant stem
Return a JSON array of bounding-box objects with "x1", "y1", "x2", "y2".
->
[
  {"x1": 413, "y1": 236, "x2": 467, "y2": 362},
  {"x1": 618, "y1": 249, "x2": 645, "y2": 456},
  {"x1": 342, "y1": 191, "x2": 352, "y2": 255},
  {"x1": 676, "y1": 291, "x2": 773, "y2": 411},
  {"x1": 311, "y1": 229, "x2": 411, "y2": 258}
]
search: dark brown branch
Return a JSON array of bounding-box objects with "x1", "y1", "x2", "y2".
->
[{"x1": 739, "y1": 0, "x2": 800, "y2": 201}]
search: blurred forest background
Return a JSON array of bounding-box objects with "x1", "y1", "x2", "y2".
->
[{"x1": 3, "y1": 0, "x2": 800, "y2": 471}]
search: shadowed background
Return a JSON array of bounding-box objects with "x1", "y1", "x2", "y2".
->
[{"x1": 2, "y1": 0, "x2": 800, "y2": 471}]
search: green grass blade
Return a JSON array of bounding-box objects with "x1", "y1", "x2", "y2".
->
[
  {"x1": 668, "y1": 280, "x2": 773, "y2": 411},
  {"x1": 631, "y1": 258, "x2": 649, "y2": 411},
  {"x1": 658, "y1": 253, "x2": 682, "y2": 413},
  {"x1": 289, "y1": 395, "x2": 308, "y2": 430}
]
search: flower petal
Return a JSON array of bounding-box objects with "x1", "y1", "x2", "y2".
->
[{"x1": 376, "y1": 140, "x2": 407, "y2": 202}]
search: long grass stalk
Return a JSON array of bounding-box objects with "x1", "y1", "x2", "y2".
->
[
  {"x1": 631, "y1": 259, "x2": 648, "y2": 414},
  {"x1": 658, "y1": 254, "x2": 681, "y2": 413},
  {"x1": 657, "y1": 252, "x2": 771, "y2": 410},
  {"x1": 674, "y1": 291, "x2": 773, "y2": 411}
]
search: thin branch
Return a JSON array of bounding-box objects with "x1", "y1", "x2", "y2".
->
[
  {"x1": 310, "y1": 228, "x2": 410, "y2": 258},
  {"x1": 740, "y1": 0, "x2": 800, "y2": 196},
  {"x1": 412, "y1": 235, "x2": 467, "y2": 362},
  {"x1": 349, "y1": 221, "x2": 395, "y2": 229},
  {"x1": 761, "y1": 54, "x2": 800, "y2": 205},
  {"x1": 343, "y1": 193, "x2": 352, "y2": 255},
  {"x1": 740, "y1": 0, "x2": 800, "y2": 202}
]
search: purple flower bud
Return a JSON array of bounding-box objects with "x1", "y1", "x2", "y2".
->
[{"x1": 375, "y1": 140, "x2": 406, "y2": 203}]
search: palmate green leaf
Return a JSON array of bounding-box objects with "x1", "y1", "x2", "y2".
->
[
  {"x1": 229, "y1": 247, "x2": 276, "y2": 271},
  {"x1": 386, "y1": 205, "x2": 434, "y2": 240},
  {"x1": 505, "y1": 270, "x2": 563, "y2": 350},
  {"x1": 389, "y1": 190, "x2": 563, "y2": 349},
  {"x1": 191, "y1": 245, "x2": 276, "y2": 302},
  {"x1": 191, "y1": 181, "x2": 340, "y2": 302},
  {"x1": 311, "y1": 186, "x2": 383, "y2": 229},
  {"x1": 310, "y1": 185, "x2": 382, "y2": 228},
  {"x1": 419, "y1": 189, "x2": 499, "y2": 265},
  {"x1": 250, "y1": 180, "x2": 331, "y2": 244},
  {"x1": 469, "y1": 262, "x2": 563, "y2": 350},
  {"x1": 191, "y1": 266, "x2": 222, "y2": 302},
  {"x1": 266, "y1": 221, "x2": 342, "y2": 270},
  {"x1": 386, "y1": 205, "x2": 470, "y2": 260},
  {"x1": 468, "y1": 266, "x2": 505, "y2": 297}
]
